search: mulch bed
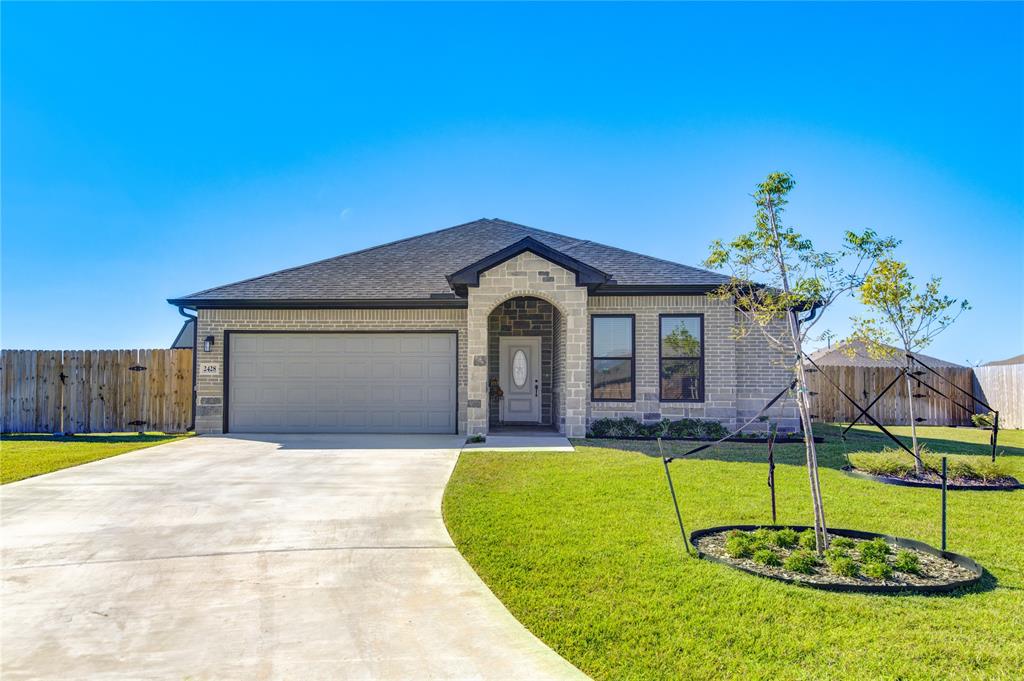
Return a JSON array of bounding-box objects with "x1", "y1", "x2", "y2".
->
[
  {"x1": 842, "y1": 466, "x2": 1022, "y2": 491},
  {"x1": 690, "y1": 525, "x2": 983, "y2": 594},
  {"x1": 587, "y1": 435, "x2": 824, "y2": 444}
]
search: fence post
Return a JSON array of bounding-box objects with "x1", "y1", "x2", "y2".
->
[{"x1": 941, "y1": 456, "x2": 948, "y2": 552}]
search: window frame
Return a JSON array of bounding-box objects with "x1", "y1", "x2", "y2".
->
[
  {"x1": 590, "y1": 313, "x2": 636, "y2": 403},
  {"x1": 658, "y1": 313, "x2": 705, "y2": 403}
]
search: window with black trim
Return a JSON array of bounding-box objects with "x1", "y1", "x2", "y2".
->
[
  {"x1": 660, "y1": 315, "x2": 704, "y2": 401},
  {"x1": 591, "y1": 315, "x2": 634, "y2": 401}
]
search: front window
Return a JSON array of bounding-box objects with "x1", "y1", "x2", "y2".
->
[
  {"x1": 591, "y1": 315, "x2": 634, "y2": 401},
  {"x1": 660, "y1": 315, "x2": 704, "y2": 401}
]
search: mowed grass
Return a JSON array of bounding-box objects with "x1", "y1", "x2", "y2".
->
[
  {"x1": 1, "y1": 433, "x2": 190, "y2": 484},
  {"x1": 443, "y1": 425, "x2": 1024, "y2": 680}
]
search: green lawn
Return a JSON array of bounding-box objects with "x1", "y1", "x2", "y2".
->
[
  {"x1": 443, "y1": 425, "x2": 1024, "y2": 680},
  {"x1": 1, "y1": 433, "x2": 190, "y2": 484}
]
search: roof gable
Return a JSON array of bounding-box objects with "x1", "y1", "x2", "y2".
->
[
  {"x1": 445, "y1": 237, "x2": 610, "y2": 295},
  {"x1": 168, "y1": 218, "x2": 732, "y2": 307}
]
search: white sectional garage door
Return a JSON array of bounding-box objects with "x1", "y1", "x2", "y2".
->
[{"x1": 227, "y1": 333, "x2": 457, "y2": 434}]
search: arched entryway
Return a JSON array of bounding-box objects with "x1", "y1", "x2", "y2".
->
[{"x1": 486, "y1": 296, "x2": 564, "y2": 430}]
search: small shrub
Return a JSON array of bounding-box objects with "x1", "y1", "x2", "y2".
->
[
  {"x1": 725, "y1": 534, "x2": 754, "y2": 559},
  {"x1": 893, "y1": 550, "x2": 921, "y2": 575},
  {"x1": 830, "y1": 537, "x2": 856, "y2": 550},
  {"x1": 863, "y1": 561, "x2": 894, "y2": 580},
  {"x1": 824, "y1": 547, "x2": 850, "y2": 562},
  {"x1": 848, "y1": 450, "x2": 916, "y2": 477},
  {"x1": 828, "y1": 556, "x2": 860, "y2": 578},
  {"x1": 798, "y1": 529, "x2": 818, "y2": 550},
  {"x1": 774, "y1": 528, "x2": 799, "y2": 548},
  {"x1": 971, "y1": 411, "x2": 996, "y2": 429},
  {"x1": 752, "y1": 528, "x2": 777, "y2": 544},
  {"x1": 784, "y1": 550, "x2": 819, "y2": 574},
  {"x1": 753, "y1": 549, "x2": 782, "y2": 567},
  {"x1": 859, "y1": 538, "x2": 891, "y2": 563},
  {"x1": 589, "y1": 416, "x2": 730, "y2": 440}
]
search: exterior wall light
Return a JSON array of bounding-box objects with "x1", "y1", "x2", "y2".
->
[{"x1": 203, "y1": 335, "x2": 215, "y2": 352}]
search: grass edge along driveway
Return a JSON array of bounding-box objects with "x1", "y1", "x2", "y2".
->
[
  {"x1": 1, "y1": 433, "x2": 191, "y2": 484},
  {"x1": 442, "y1": 425, "x2": 1024, "y2": 680}
]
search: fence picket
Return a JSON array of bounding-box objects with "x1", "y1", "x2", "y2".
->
[{"x1": 0, "y1": 349, "x2": 193, "y2": 434}]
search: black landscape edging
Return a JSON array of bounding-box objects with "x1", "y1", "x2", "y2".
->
[
  {"x1": 587, "y1": 435, "x2": 823, "y2": 444},
  {"x1": 842, "y1": 466, "x2": 1022, "y2": 492},
  {"x1": 690, "y1": 524, "x2": 984, "y2": 595}
]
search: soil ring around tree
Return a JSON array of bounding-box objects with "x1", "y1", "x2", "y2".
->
[
  {"x1": 841, "y1": 466, "x2": 1022, "y2": 492},
  {"x1": 690, "y1": 525, "x2": 984, "y2": 595},
  {"x1": 586, "y1": 435, "x2": 824, "y2": 444}
]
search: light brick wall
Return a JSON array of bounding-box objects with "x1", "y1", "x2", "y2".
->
[
  {"x1": 586, "y1": 296, "x2": 799, "y2": 432},
  {"x1": 735, "y1": 315, "x2": 800, "y2": 431},
  {"x1": 466, "y1": 252, "x2": 589, "y2": 436},
  {"x1": 194, "y1": 308, "x2": 467, "y2": 434}
]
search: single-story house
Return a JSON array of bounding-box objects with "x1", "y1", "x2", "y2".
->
[
  {"x1": 806, "y1": 340, "x2": 967, "y2": 370},
  {"x1": 168, "y1": 218, "x2": 796, "y2": 436}
]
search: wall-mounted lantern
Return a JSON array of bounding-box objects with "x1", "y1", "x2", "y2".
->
[{"x1": 203, "y1": 335, "x2": 215, "y2": 352}]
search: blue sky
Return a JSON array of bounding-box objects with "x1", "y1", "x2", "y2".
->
[{"x1": 3, "y1": 2, "x2": 1022, "y2": 364}]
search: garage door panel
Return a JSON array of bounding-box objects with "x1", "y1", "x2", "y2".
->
[
  {"x1": 371, "y1": 363, "x2": 396, "y2": 379},
  {"x1": 228, "y1": 333, "x2": 456, "y2": 433}
]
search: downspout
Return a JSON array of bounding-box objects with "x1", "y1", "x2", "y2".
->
[{"x1": 178, "y1": 306, "x2": 198, "y2": 432}]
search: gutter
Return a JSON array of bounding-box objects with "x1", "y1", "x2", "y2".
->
[{"x1": 177, "y1": 306, "x2": 198, "y2": 432}]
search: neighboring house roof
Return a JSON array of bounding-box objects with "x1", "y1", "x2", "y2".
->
[
  {"x1": 983, "y1": 353, "x2": 1024, "y2": 367},
  {"x1": 806, "y1": 340, "x2": 966, "y2": 369},
  {"x1": 168, "y1": 218, "x2": 732, "y2": 308},
  {"x1": 171, "y1": 319, "x2": 195, "y2": 349}
]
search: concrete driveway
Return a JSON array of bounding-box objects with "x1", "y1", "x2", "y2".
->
[{"x1": 1, "y1": 434, "x2": 586, "y2": 680}]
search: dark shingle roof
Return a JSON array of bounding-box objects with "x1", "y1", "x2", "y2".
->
[
  {"x1": 806, "y1": 341, "x2": 966, "y2": 369},
  {"x1": 169, "y1": 218, "x2": 731, "y2": 306}
]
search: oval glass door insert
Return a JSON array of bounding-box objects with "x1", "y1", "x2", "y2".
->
[{"x1": 512, "y1": 349, "x2": 528, "y2": 387}]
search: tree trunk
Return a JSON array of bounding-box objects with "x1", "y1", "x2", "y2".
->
[
  {"x1": 905, "y1": 357, "x2": 923, "y2": 475},
  {"x1": 763, "y1": 191, "x2": 829, "y2": 555},
  {"x1": 789, "y1": 311, "x2": 829, "y2": 554}
]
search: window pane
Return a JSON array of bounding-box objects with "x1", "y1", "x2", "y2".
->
[
  {"x1": 661, "y1": 317, "x2": 702, "y2": 358},
  {"x1": 593, "y1": 317, "x2": 633, "y2": 358},
  {"x1": 661, "y1": 359, "x2": 701, "y2": 400},
  {"x1": 593, "y1": 359, "x2": 632, "y2": 400}
]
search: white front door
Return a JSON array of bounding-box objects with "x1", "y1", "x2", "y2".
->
[{"x1": 499, "y1": 336, "x2": 542, "y2": 423}]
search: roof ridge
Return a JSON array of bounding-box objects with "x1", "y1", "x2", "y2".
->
[
  {"x1": 177, "y1": 217, "x2": 494, "y2": 299},
  {"x1": 492, "y1": 218, "x2": 726, "y2": 279}
]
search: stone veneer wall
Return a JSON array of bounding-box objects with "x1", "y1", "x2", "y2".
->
[
  {"x1": 586, "y1": 296, "x2": 798, "y2": 431},
  {"x1": 466, "y1": 252, "x2": 589, "y2": 437},
  {"x1": 487, "y1": 297, "x2": 554, "y2": 426},
  {"x1": 193, "y1": 308, "x2": 468, "y2": 434}
]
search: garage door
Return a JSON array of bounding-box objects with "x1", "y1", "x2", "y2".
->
[{"x1": 227, "y1": 333, "x2": 457, "y2": 433}]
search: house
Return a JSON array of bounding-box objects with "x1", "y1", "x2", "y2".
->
[
  {"x1": 983, "y1": 353, "x2": 1024, "y2": 367},
  {"x1": 168, "y1": 218, "x2": 796, "y2": 436},
  {"x1": 806, "y1": 340, "x2": 967, "y2": 370},
  {"x1": 170, "y1": 318, "x2": 195, "y2": 349}
]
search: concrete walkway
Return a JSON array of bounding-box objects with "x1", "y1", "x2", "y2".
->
[{"x1": 1, "y1": 434, "x2": 586, "y2": 680}]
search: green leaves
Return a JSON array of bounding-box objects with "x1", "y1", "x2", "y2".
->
[
  {"x1": 852, "y1": 257, "x2": 969, "y2": 354},
  {"x1": 704, "y1": 172, "x2": 897, "y2": 351}
]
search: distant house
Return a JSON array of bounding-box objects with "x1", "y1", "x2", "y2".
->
[
  {"x1": 983, "y1": 353, "x2": 1024, "y2": 367},
  {"x1": 806, "y1": 340, "x2": 966, "y2": 369},
  {"x1": 167, "y1": 218, "x2": 798, "y2": 436},
  {"x1": 170, "y1": 319, "x2": 195, "y2": 349}
]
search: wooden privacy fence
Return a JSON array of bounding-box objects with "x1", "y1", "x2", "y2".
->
[
  {"x1": 973, "y1": 365, "x2": 1023, "y2": 429},
  {"x1": 1, "y1": 349, "x2": 193, "y2": 434},
  {"x1": 806, "y1": 365, "x2": 975, "y2": 426}
]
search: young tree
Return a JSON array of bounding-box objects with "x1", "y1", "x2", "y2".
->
[
  {"x1": 705, "y1": 172, "x2": 895, "y2": 553},
  {"x1": 849, "y1": 259, "x2": 970, "y2": 473}
]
